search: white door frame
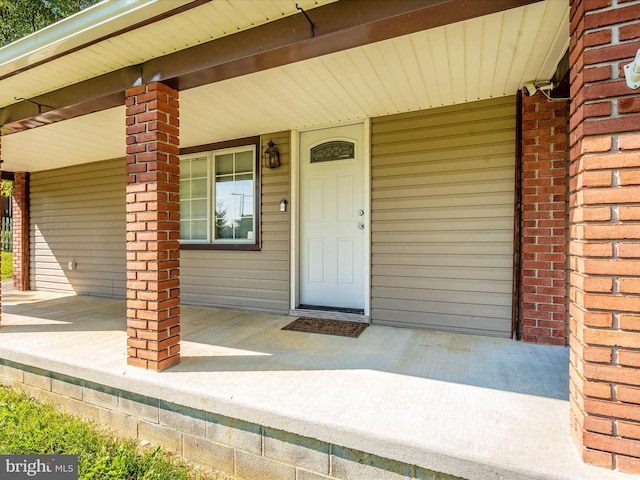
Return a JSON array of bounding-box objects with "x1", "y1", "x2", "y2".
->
[{"x1": 290, "y1": 119, "x2": 371, "y2": 317}]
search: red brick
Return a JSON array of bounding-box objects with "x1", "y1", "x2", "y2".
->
[
  {"x1": 619, "y1": 278, "x2": 640, "y2": 294},
  {"x1": 619, "y1": 171, "x2": 640, "y2": 186},
  {"x1": 137, "y1": 348, "x2": 169, "y2": 362},
  {"x1": 585, "y1": 380, "x2": 613, "y2": 399},
  {"x1": 618, "y1": 455, "x2": 640, "y2": 475},
  {"x1": 581, "y1": 136, "x2": 612, "y2": 153},
  {"x1": 582, "y1": 152, "x2": 640, "y2": 170},
  {"x1": 620, "y1": 22, "x2": 640, "y2": 41},
  {"x1": 619, "y1": 314, "x2": 640, "y2": 331},
  {"x1": 126, "y1": 82, "x2": 181, "y2": 371},
  {"x1": 617, "y1": 386, "x2": 640, "y2": 405},
  {"x1": 584, "y1": 432, "x2": 640, "y2": 458},
  {"x1": 618, "y1": 420, "x2": 640, "y2": 440},
  {"x1": 152, "y1": 354, "x2": 181, "y2": 372},
  {"x1": 584, "y1": 2, "x2": 640, "y2": 29},
  {"x1": 619, "y1": 134, "x2": 640, "y2": 150},
  {"x1": 569, "y1": 241, "x2": 613, "y2": 257},
  {"x1": 619, "y1": 350, "x2": 640, "y2": 367},
  {"x1": 520, "y1": 93, "x2": 569, "y2": 345},
  {"x1": 584, "y1": 101, "x2": 612, "y2": 119},
  {"x1": 583, "y1": 328, "x2": 640, "y2": 348},
  {"x1": 584, "y1": 115, "x2": 640, "y2": 136},
  {"x1": 583, "y1": 345, "x2": 613, "y2": 363},
  {"x1": 584, "y1": 415, "x2": 613, "y2": 434},
  {"x1": 619, "y1": 97, "x2": 640, "y2": 115},
  {"x1": 584, "y1": 28, "x2": 612, "y2": 47},
  {"x1": 584, "y1": 43, "x2": 640, "y2": 66},
  {"x1": 582, "y1": 448, "x2": 614, "y2": 468},
  {"x1": 584, "y1": 364, "x2": 640, "y2": 387},
  {"x1": 583, "y1": 293, "x2": 640, "y2": 312},
  {"x1": 582, "y1": 171, "x2": 613, "y2": 187},
  {"x1": 11, "y1": 173, "x2": 30, "y2": 292},
  {"x1": 127, "y1": 357, "x2": 147, "y2": 369},
  {"x1": 580, "y1": 224, "x2": 640, "y2": 239}
]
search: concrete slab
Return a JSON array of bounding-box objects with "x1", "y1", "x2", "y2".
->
[{"x1": 0, "y1": 291, "x2": 635, "y2": 480}]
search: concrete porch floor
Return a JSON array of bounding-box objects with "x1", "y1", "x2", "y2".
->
[{"x1": 0, "y1": 290, "x2": 634, "y2": 480}]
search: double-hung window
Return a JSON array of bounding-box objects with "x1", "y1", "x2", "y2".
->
[{"x1": 180, "y1": 142, "x2": 259, "y2": 249}]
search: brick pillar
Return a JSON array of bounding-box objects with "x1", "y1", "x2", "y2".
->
[
  {"x1": 12, "y1": 172, "x2": 29, "y2": 291},
  {"x1": 125, "y1": 82, "x2": 180, "y2": 371},
  {"x1": 520, "y1": 92, "x2": 569, "y2": 345},
  {"x1": 0, "y1": 136, "x2": 2, "y2": 326},
  {"x1": 568, "y1": 0, "x2": 640, "y2": 473}
]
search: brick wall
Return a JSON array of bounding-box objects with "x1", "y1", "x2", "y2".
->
[
  {"x1": 568, "y1": 0, "x2": 640, "y2": 473},
  {"x1": 12, "y1": 172, "x2": 29, "y2": 291},
  {"x1": 125, "y1": 82, "x2": 181, "y2": 371},
  {"x1": 0, "y1": 136, "x2": 2, "y2": 324},
  {"x1": 520, "y1": 93, "x2": 570, "y2": 345}
]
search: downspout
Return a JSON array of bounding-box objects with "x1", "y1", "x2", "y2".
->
[{"x1": 512, "y1": 91, "x2": 523, "y2": 340}]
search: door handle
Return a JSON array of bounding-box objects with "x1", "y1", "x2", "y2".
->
[{"x1": 357, "y1": 222, "x2": 365, "y2": 230}]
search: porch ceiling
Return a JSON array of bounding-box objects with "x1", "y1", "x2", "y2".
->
[
  {"x1": 0, "y1": 0, "x2": 569, "y2": 173},
  {"x1": 0, "y1": 0, "x2": 336, "y2": 109}
]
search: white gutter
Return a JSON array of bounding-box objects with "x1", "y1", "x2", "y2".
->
[{"x1": 0, "y1": 0, "x2": 187, "y2": 78}]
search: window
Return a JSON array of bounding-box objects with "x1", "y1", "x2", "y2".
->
[{"x1": 180, "y1": 143, "x2": 259, "y2": 249}]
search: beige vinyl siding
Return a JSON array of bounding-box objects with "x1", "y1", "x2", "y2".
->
[
  {"x1": 30, "y1": 159, "x2": 126, "y2": 296},
  {"x1": 371, "y1": 97, "x2": 516, "y2": 337},
  {"x1": 180, "y1": 132, "x2": 290, "y2": 313}
]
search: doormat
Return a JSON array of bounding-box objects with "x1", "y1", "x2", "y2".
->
[{"x1": 282, "y1": 318, "x2": 368, "y2": 338}]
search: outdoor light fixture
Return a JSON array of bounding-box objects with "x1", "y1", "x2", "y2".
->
[
  {"x1": 263, "y1": 139, "x2": 280, "y2": 169},
  {"x1": 522, "y1": 80, "x2": 554, "y2": 97},
  {"x1": 624, "y1": 49, "x2": 640, "y2": 89}
]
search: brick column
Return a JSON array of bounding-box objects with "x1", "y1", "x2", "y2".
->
[
  {"x1": 12, "y1": 172, "x2": 29, "y2": 291},
  {"x1": 520, "y1": 93, "x2": 569, "y2": 345},
  {"x1": 125, "y1": 82, "x2": 180, "y2": 371},
  {"x1": 0, "y1": 136, "x2": 2, "y2": 326},
  {"x1": 568, "y1": 0, "x2": 640, "y2": 473}
]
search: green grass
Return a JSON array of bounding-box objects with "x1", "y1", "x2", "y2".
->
[
  {"x1": 0, "y1": 386, "x2": 231, "y2": 480},
  {"x1": 1, "y1": 251, "x2": 12, "y2": 280}
]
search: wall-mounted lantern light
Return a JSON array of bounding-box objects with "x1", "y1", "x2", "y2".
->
[{"x1": 263, "y1": 139, "x2": 280, "y2": 169}]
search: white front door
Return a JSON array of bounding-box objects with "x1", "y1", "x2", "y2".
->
[{"x1": 299, "y1": 124, "x2": 366, "y2": 311}]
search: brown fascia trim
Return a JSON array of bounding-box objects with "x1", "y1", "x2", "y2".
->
[
  {"x1": 0, "y1": 66, "x2": 141, "y2": 133},
  {"x1": 1, "y1": 171, "x2": 15, "y2": 181},
  {"x1": 179, "y1": 135, "x2": 260, "y2": 156},
  {"x1": 0, "y1": 0, "x2": 542, "y2": 135}
]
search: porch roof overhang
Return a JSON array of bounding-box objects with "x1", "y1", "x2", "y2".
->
[{"x1": 0, "y1": 0, "x2": 569, "y2": 173}]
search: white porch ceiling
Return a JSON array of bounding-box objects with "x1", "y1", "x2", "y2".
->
[
  {"x1": 0, "y1": 0, "x2": 335, "y2": 109},
  {"x1": 1, "y1": 0, "x2": 569, "y2": 173}
]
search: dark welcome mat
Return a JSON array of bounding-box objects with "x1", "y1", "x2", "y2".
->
[{"x1": 282, "y1": 318, "x2": 368, "y2": 338}]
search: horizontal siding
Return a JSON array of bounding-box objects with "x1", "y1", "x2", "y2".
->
[
  {"x1": 29, "y1": 137, "x2": 289, "y2": 313},
  {"x1": 30, "y1": 159, "x2": 126, "y2": 296},
  {"x1": 180, "y1": 132, "x2": 290, "y2": 313},
  {"x1": 370, "y1": 97, "x2": 516, "y2": 337}
]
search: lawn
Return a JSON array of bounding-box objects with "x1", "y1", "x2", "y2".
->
[
  {"x1": 1, "y1": 251, "x2": 12, "y2": 279},
  {"x1": 0, "y1": 386, "x2": 234, "y2": 480}
]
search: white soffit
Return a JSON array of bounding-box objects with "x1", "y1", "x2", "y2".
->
[
  {"x1": 2, "y1": 0, "x2": 569, "y2": 172},
  {"x1": 0, "y1": 0, "x2": 336, "y2": 109},
  {"x1": 179, "y1": 0, "x2": 569, "y2": 148},
  {"x1": 2, "y1": 107, "x2": 125, "y2": 172}
]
